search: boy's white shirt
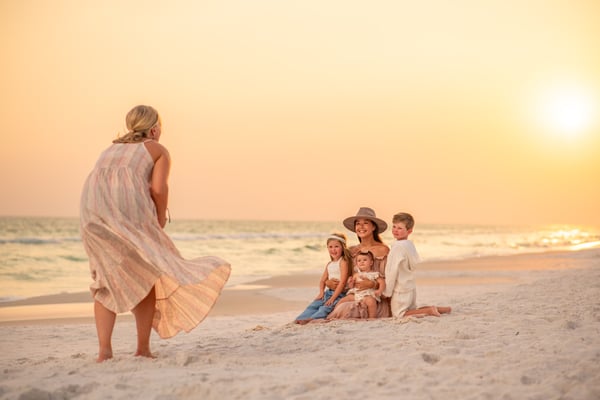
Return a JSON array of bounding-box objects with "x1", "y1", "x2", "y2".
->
[{"x1": 382, "y1": 239, "x2": 421, "y2": 297}]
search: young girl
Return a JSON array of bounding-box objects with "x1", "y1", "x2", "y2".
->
[
  {"x1": 333, "y1": 250, "x2": 385, "y2": 319},
  {"x1": 294, "y1": 233, "x2": 351, "y2": 324}
]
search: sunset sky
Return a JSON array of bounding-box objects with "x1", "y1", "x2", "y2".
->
[{"x1": 1, "y1": 0, "x2": 599, "y2": 226}]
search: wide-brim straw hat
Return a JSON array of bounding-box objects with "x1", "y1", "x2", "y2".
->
[{"x1": 343, "y1": 207, "x2": 388, "y2": 233}]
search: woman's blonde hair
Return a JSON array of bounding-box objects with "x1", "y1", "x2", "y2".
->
[
  {"x1": 113, "y1": 105, "x2": 161, "y2": 143},
  {"x1": 327, "y1": 232, "x2": 353, "y2": 276}
]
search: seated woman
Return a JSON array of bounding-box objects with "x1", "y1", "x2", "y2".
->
[{"x1": 327, "y1": 207, "x2": 391, "y2": 319}]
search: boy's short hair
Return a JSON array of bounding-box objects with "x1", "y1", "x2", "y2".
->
[{"x1": 392, "y1": 212, "x2": 415, "y2": 230}]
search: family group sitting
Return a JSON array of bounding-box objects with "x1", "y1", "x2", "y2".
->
[{"x1": 295, "y1": 207, "x2": 451, "y2": 324}]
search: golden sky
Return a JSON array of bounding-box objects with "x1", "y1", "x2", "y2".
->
[{"x1": 1, "y1": 0, "x2": 599, "y2": 226}]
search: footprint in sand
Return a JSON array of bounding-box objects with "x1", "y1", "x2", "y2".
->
[{"x1": 422, "y1": 353, "x2": 440, "y2": 364}]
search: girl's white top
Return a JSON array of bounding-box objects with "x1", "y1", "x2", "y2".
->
[{"x1": 327, "y1": 259, "x2": 341, "y2": 281}]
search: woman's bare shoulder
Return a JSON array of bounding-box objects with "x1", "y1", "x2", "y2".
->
[
  {"x1": 369, "y1": 243, "x2": 390, "y2": 257},
  {"x1": 144, "y1": 140, "x2": 170, "y2": 161}
]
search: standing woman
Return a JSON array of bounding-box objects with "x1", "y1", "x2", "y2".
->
[
  {"x1": 80, "y1": 105, "x2": 231, "y2": 362},
  {"x1": 327, "y1": 207, "x2": 391, "y2": 319}
]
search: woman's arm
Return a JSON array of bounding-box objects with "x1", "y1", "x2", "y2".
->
[
  {"x1": 325, "y1": 278, "x2": 339, "y2": 290},
  {"x1": 375, "y1": 276, "x2": 386, "y2": 297},
  {"x1": 354, "y1": 276, "x2": 376, "y2": 290},
  {"x1": 146, "y1": 142, "x2": 171, "y2": 228}
]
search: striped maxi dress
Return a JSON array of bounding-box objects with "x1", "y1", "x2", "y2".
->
[{"x1": 80, "y1": 142, "x2": 231, "y2": 338}]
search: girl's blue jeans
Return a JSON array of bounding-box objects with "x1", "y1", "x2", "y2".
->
[{"x1": 295, "y1": 289, "x2": 344, "y2": 321}]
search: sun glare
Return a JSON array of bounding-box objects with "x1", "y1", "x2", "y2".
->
[{"x1": 533, "y1": 83, "x2": 597, "y2": 140}]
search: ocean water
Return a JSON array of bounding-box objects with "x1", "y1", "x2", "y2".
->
[{"x1": 0, "y1": 216, "x2": 599, "y2": 301}]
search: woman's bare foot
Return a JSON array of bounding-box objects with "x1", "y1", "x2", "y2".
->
[
  {"x1": 96, "y1": 349, "x2": 113, "y2": 363},
  {"x1": 296, "y1": 319, "x2": 313, "y2": 325},
  {"x1": 134, "y1": 349, "x2": 156, "y2": 359}
]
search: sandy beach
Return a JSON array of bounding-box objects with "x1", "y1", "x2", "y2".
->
[{"x1": 1, "y1": 249, "x2": 599, "y2": 399}]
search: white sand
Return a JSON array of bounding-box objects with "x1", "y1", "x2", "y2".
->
[{"x1": 1, "y1": 249, "x2": 599, "y2": 399}]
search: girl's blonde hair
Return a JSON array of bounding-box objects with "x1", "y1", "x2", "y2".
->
[
  {"x1": 113, "y1": 105, "x2": 161, "y2": 143},
  {"x1": 327, "y1": 232, "x2": 353, "y2": 276}
]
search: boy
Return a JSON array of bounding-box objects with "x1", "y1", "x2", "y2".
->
[{"x1": 382, "y1": 212, "x2": 451, "y2": 318}]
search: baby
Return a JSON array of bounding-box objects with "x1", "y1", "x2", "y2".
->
[{"x1": 334, "y1": 250, "x2": 385, "y2": 318}]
